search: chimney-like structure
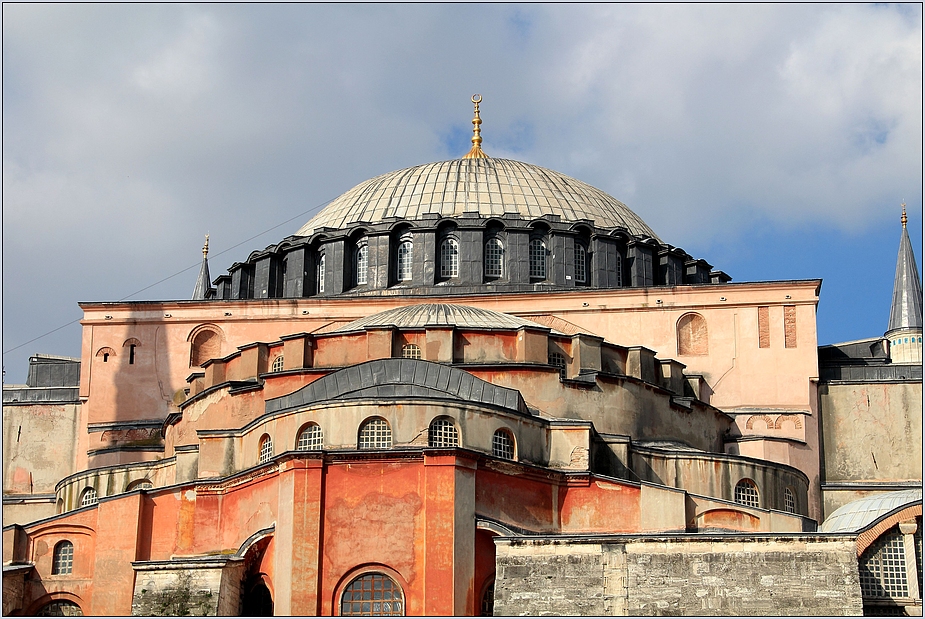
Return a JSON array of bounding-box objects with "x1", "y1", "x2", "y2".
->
[{"x1": 192, "y1": 235, "x2": 214, "y2": 300}]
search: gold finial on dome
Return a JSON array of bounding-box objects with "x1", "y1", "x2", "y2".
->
[
  {"x1": 463, "y1": 94, "x2": 489, "y2": 159},
  {"x1": 203, "y1": 234, "x2": 210, "y2": 257},
  {"x1": 901, "y1": 201, "x2": 907, "y2": 228}
]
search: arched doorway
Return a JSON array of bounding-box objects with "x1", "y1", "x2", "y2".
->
[{"x1": 241, "y1": 580, "x2": 273, "y2": 617}]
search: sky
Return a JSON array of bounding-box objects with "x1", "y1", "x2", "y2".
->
[{"x1": 2, "y1": 4, "x2": 922, "y2": 383}]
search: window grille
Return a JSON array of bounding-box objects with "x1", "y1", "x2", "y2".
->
[
  {"x1": 127, "y1": 479, "x2": 153, "y2": 491},
  {"x1": 80, "y1": 488, "x2": 98, "y2": 507},
  {"x1": 397, "y1": 241, "x2": 413, "y2": 281},
  {"x1": 783, "y1": 488, "x2": 796, "y2": 514},
  {"x1": 734, "y1": 479, "x2": 759, "y2": 508},
  {"x1": 317, "y1": 254, "x2": 325, "y2": 294},
  {"x1": 481, "y1": 579, "x2": 495, "y2": 617},
  {"x1": 529, "y1": 238, "x2": 546, "y2": 278},
  {"x1": 356, "y1": 244, "x2": 368, "y2": 285},
  {"x1": 440, "y1": 238, "x2": 459, "y2": 278},
  {"x1": 259, "y1": 435, "x2": 273, "y2": 464},
  {"x1": 37, "y1": 601, "x2": 83, "y2": 616},
  {"x1": 401, "y1": 344, "x2": 421, "y2": 359},
  {"x1": 297, "y1": 424, "x2": 323, "y2": 451},
  {"x1": 548, "y1": 351, "x2": 567, "y2": 379},
  {"x1": 574, "y1": 244, "x2": 587, "y2": 284},
  {"x1": 359, "y1": 418, "x2": 392, "y2": 449},
  {"x1": 271, "y1": 355, "x2": 284, "y2": 372},
  {"x1": 916, "y1": 518, "x2": 922, "y2": 596},
  {"x1": 615, "y1": 254, "x2": 623, "y2": 287},
  {"x1": 341, "y1": 573, "x2": 403, "y2": 616},
  {"x1": 492, "y1": 429, "x2": 515, "y2": 460},
  {"x1": 859, "y1": 527, "x2": 909, "y2": 599},
  {"x1": 52, "y1": 541, "x2": 74, "y2": 575},
  {"x1": 485, "y1": 238, "x2": 503, "y2": 278},
  {"x1": 429, "y1": 418, "x2": 459, "y2": 447}
]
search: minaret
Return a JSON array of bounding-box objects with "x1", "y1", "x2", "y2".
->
[
  {"x1": 192, "y1": 235, "x2": 213, "y2": 300},
  {"x1": 886, "y1": 203, "x2": 923, "y2": 363},
  {"x1": 462, "y1": 94, "x2": 489, "y2": 159}
]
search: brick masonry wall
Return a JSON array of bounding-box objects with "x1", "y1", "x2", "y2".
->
[{"x1": 494, "y1": 535, "x2": 863, "y2": 617}]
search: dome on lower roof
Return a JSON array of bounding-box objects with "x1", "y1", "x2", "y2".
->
[
  {"x1": 330, "y1": 303, "x2": 564, "y2": 334},
  {"x1": 296, "y1": 158, "x2": 659, "y2": 240}
]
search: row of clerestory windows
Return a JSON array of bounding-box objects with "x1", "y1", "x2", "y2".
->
[
  {"x1": 733, "y1": 478, "x2": 798, "y2": 514},
  {"x1": 255, "y1": 418, "x2": 518, "y2": 464}
]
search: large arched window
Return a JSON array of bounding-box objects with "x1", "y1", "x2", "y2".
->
[
  {"x1": 485, "y1": 238, "x2": 504, "y2": 278},
  {"x1": 397, "y1": 240, "x2": 413, "y2": 282},
  {"x1": 37, "y1": 601, "x2": 83, "y2": 616},
  {"x1": 52, "y1": 541, "x2": 74, "y2": 575},
  {"x1": 356, "y1": 243, "x2": 369, "y2": 285},
  {"x1": 734, "y1": 479, "x2": 759, "y2": 508},
  {"x1": 317, "y1": 254, "x2": 326, "y2": 294},
  {"x1": 258, "y1": 434, "x2": 273, "y2": 464},
  {"x1": 574, "y1": 243, "x2": 587, "y2": 284},
  {"x1": 297, "y1": 423, "x2": 323, "y2": 451},
  {"x1": 859, "y1": 526, "x2": 909, "y2": 599},
  {"x1": 359, "y1": 418, "x2": 392, "y2": 450},
  {"x1": 677, "y1": 313, "x2": 708, "y2": 356},
  {"x1": 440, "y1": 238, "x2": 459, "y2": 279},
  {"x1": 429, "y1": 417, "x2": 459, "y2": 447},
  {"x1": 492, "y1": 429, "x2": 515, "y2": 460},
  {"x1": 79, "y1": 487, "x2": 98, "y2": 507},
  {"x1": 341, "y1": 572, "x2": 404, "y2": 616},
  {"x1": 529, "y1": 238, "x2": 546, "y2": 279}
]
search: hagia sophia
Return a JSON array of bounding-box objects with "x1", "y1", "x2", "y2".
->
[{"x1": 2, "y1": 97, "x2": 922, "y2": 616}]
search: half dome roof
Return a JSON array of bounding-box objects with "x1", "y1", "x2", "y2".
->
[
  {"x1": 330, "y1": 303, "x2": 564, "y2": 334},
  {"x1": 296, "y1": 157, "x2": 660, "y2": 240}
]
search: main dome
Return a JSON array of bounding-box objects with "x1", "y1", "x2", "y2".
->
[{"x1": 296, "y1": 157, "x2": 660, "y2": 241}]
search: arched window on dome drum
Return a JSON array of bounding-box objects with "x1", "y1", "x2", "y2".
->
[
  {"x1": 440, "y1": 238, "x2": 459, "y2": 278},
  {"x1": 548, "y1": 351, "x2": 567, "y2": 379},
  {"x1": 317, "y1": 254, "x2": 325, "y2": 294},
  {"x1": 80, "y1": 487, "x2": 98, "y2": 507},
  {"x1": 340, "y1": 572, "x2": 404, "y2": 616},
  {"x1": 401, "y1": 344, "x2": 421, "y2": 359},
  {"x1": 428, "y1": 417, "x2": 459, "y2": 447},
  {"x1": 258, "y1": 434, "x2": 273, "y2": 464},
  {"x1": 574, "y1": 243, "x2": 588, "y2": 284},
  {"x1": 297, "y1": 423, "x2": 323, "y2": 451},
  {"x1": 783, "y1": 487, "x2": 796, "y2": 514},
  {"x1": 734, "y1": 479, "x2": 759, "y2": 508},
  {"x1": 126, "y1": 479, "x2": 153, "y2": 492},
  {"x1": 271, "y1": 355, "x2": 284, "y2": 372},
  {"x1": 356, "y1": 243, "x2": 369, "y2": 285},
  {"x1": 485, "y1": 238, "x2": 504, "y2": 278},
  {"x1": 529, "y1": 238, "x2": 546, "y2": 279},
  {"x1": 615, "y1": 254, "x2": 623, "y2": 287},
  {"x1": 52, "y1": 540, "x2": 74, "y2": 575},
  {"x1": 397, "y1": 240, "x2": 413, "y2": 282},
  {"x1": 359, "y1": 418, "x2": 392, "y2": 450},
  {"x1": 492, "y1": 429, "x2": 515, "y2": 460}
]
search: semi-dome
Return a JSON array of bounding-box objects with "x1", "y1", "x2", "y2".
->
[
  {"x1": 330, "y1": 303, "x2": 564, "y2": 334},
  {"x1": 296, "y1": 158, "x2": 660, "y2": 241}
]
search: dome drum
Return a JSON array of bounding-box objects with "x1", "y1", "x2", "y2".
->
[{"x1": 213, "y1": 212, "x2": 728, "y2": 300}]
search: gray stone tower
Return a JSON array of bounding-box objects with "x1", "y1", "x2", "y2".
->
[{"x1": 886, "y1": 205, "x2": 923, "y2": 363}]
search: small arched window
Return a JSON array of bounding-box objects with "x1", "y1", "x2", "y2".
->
[
  {"x1": 126, "y1": 479, "x2": 154, "y2": 492},
  {"x1": 359, "y1": 418, "x2": 392, "y2": 450},
  {"x1": 356, "y1": 243, "x2": 369, "y2": 285},
  {"x1": 485, "y1": 238, "x2": 504, "y2": 278},
  {"x1": 96, "y1": 347, "x2": 115, "y2": 363},
  {"x1": 123, "y1": 338, "x2": 141, "y2": 365},
  {"x1": 271, "y1": 355, "x2": 285, "y2": 372},
  {"x1": 297, "y1": 423, "x2": 323, "y2": 451},
  {"x1": 80, "y1": 487, "x2": 98, "y2": 507},
  {"x1": 529, "y1": 238, "x2": 546, "y2": 279},
  {"x1": 429, "y1": 418, "x2": 459, "y2": 447},
  {"x1": 258, "y1": 434, "x2": 273, "y2": 464},
  {"x1": 677, "y1": 313, "x2": 708, "y2": 356},
  {"x1": 401, "y1": 344, "x2": 421, "y2": 359},
  {"x1": 52, "y1": 541, "x2": 74, "y2": 575},
  {"x1": 440, "y1": 238, "x2": 459, "y2": 278},
  {"x1": 317, "y1": 254, "x2": 326, "y2": 294},
  {"x1": 397, "y1": 240, "x2": 413, "y2": 282},
  {"x1": 548, "y1": 351, "x2": 567, "y2": 379},
  {"x1": 341, "y1": 572, "x2": 404, "y2": 616},
  {"x1": 783, "y1": 487, "x2": 796, "y2": 514},
  {"x1": 734, "y1": 479, "x2": 759, "y2": 508},
  {"x1": 574, "y1": 243, "x2": 587, "y2": 284},
  {"x1": 492, "y1": 429, "x2": 515, "y2": 460}
]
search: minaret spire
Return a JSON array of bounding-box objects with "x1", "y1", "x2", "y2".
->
[
  {"x1": 886, "y1": 203, "x2": 923, "y2": 363},
  {"x1": 463, "y1": 94, "x2": 489, "y2": 159},
  {"x1": 192, "y1": 234, "x2": 213, "y2": 300}
]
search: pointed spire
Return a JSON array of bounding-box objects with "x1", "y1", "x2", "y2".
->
[
  {"x1": 887, "y1": 204, "x2": 922, "y2": 333},
  {"x1": 192, "y1": 234, "x2": 213, "y2": 300},
  {"x1": 463, "y1": 94, "x2": 489, "y2": 159}
]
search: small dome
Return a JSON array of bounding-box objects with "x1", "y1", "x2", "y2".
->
[
  {"x1": 330, "y1": 303, "x2": 563, "y2": 334},
  {"x1": 297, "y1": 158, "x2": 659, "y2": 240},
  {"x1": 819, "y1": 488, "x2": 922, "y2": 533}
]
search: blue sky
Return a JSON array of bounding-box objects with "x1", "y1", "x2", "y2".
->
[{"x1": 2, "y1": 4, "x2": 922, "y2": 383}]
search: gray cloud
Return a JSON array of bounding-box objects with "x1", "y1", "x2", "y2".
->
[{"x1": 2, "y1": 4, "x2": 921, "y2": 380}]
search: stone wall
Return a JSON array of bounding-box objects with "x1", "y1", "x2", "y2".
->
[
  {"x1": 494, "y1": 534, "x2": 863, "y2": 616},
  {"x1": 131, "y1": 559, "x2": 243, "y2": 617}
]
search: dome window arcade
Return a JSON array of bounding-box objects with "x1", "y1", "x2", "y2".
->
[
  {"x1": 529, "y1": 238, "x2": 547, "y2": 279},
  {"x1": 783, "y1": 487, "x2": 796, "y2": 514},
  {"x1": 317, "y1": 253, "x2": 326, "y2": 294},
  {"x1": 485, "y1": 238, "x2": 504, "y2": 278},
  {"x1": 401, "y1": 344, "x2": 421, "y2": 360},
  {"x1": 355, "y1": 241, "x2": 369, "y2": 286},
  {"x1": 397, "y1": 239, "x2": 413, "y2": 282},
  {"x1": 440, "y1": 237, "x2": 460, "y2": 279},
  {"x1": 428, "y1": 417, "x2": 459, "y2": 447},
  {"x1": 80, "y1": 487, "x2": 98, "y2": 507},
  {"x1": 734, "y1": 479, "x2": 759, "y2": 508},
  {"x1": 297, "y1": 423, "x2": 323, "y2": 451},
  {"x1": 359, "y1": 418, "x2": 393, "y2": 450},
  {"x1": 258, "y1": 434, "x2": 273, "y2": 464},
  {"x1": 492, "y1": 429, "x2": 515, "y2": 460},
  {"x1": 271, "y1": 355, "x2": 285, "y2": 372},
  {"x1": 574, "y1": 243, "x2": 588, "y2": 285}
]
